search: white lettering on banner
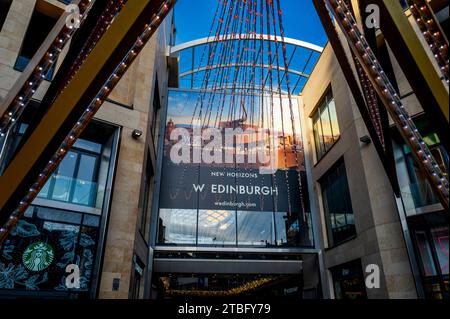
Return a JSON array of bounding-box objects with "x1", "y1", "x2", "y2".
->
[{"x1": 193, "y1": 184, "x2": 278, "y2": 196}]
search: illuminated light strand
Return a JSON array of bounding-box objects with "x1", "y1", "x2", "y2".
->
[
  {"x1": 326, "y1": 0, "x2": 449, "y2": 208},
  {"x1": 273, "y1": 0, "x2": 309, "y2": 219},
  {"x1": 0, "y1": 0, "x2": 94, "y2": 138},
  {"x1": 171, "y1": 0, "x2": 301, "y2": 219},
  {"x1": 342, "y1": 0, "x2": 385, "y2": 148},
  {"x1": 263, "y1": 0, "x2": 280, "y2": 215},
  {"x1": 0, "y1": 0, "x2": 175, "y2": 243},
  {"x1": 268, "y1": 0, "x2": 293, "y2": 214},
  {"x1": 406, "y1": 0, "x2": 449, "y2": 83},
  {"x1": 204, "y1": 0, "x2": 247, "y2": 128},
  {"x1": 168, "y1": 0, "x2": 233, "y2": 202},
  {"x1": 57, "y1": 0, "x2": 127, "y2": 98}
]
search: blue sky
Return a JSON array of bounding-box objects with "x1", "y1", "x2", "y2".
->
[{"x1": 173, "y1": 0, "x2": 328, "y2": 47}]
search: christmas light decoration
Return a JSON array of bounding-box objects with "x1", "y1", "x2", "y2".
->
[
  {"x1": 165, "y1": 276, "x2": 278, "y2": 297},
  {"x1": 324, "y1": 0, "x2": 449, "y2": 209},
  {"x1": 405, "y1": 0, "x2": 449, "y2": 84}
]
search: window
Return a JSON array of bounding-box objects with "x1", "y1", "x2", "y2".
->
[
  {"x1": 14, "y1": 6, "x2": 58, "y2": 80},
  {"x1": 0, "y1": 0, "x2": 13, "y2": 32},
  {"x1": 151, "y1": 78, "x2": 161, "y2": 148},
  {"x1": 330, "y1": 259, "x2": 367, "y2": 299},
  {"x1": 312, "y1": 88, "x2": 340, "y2": 160},
  {"x1": 38, "y1": 139, "x2": 101, "y2": 207},
  {"x1": 139, "y1": 150, "x2": 154, "y2": 241},
  {"x1": 320, "y1": 159, "x2": 356, "y2": 247}
]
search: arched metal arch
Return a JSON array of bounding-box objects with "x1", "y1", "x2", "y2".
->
[
  {"x1": 169, "y1": 34, "x2": 324, "y2": 55},
  {"x1": 170, "y1": 34, "x2": 323, "y2": 94},
  {"x1": 179, "y1": 63, "x2": 309, "y2": 79},
  {"x1": 194, "y1": 84, "x2": 290, "y2": 95}
]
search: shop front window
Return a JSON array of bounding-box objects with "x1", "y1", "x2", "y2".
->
[
  {"x1": 330, "y1": 259, "x2": 367, "y2": 300},
  {"x1": 0, "y1": 120, "x2": 119, "y2": 298},
  {"x1": 0, "y1": 206, "x2": 100, "y2": 296}
]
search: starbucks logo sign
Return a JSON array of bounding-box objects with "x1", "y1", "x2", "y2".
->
[{"x1": 22, "y1": 242, "x2": 54, "y2": 272}]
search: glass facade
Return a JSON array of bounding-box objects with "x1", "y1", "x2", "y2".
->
[
  {"x1": 312, "y1": 88, "x2": 340, "y2": 160},
  {"x1": 320, "y1": 160, "x2": 355, "y2": 247},
  {"x1": 158, "y1": 208, "x2": 309, "y2": 247}
]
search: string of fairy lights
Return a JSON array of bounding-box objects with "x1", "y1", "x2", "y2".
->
[
  {"x1": 325, "y1": 0, "x2": 449, "y2": 209},
  {"x1": 0, "y1": 0, "x2": 94, "y2": 138},
  {"x1": 57, "y1": 0, "x2": 127, "y2": 97},
  {"x1": 340, "y1": 0, "x2": 385, "y2": 149},
  {"x1": 164, "y1": 276, "x2": 279, "y2": 297},
  {"x1": 405, "y1": 0, "x2": 449, "y2": 84},
  {"x1": 0, "y1": 0, "x2": 176, "y2": 242}
]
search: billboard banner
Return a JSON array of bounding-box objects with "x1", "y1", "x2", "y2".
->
[{"x1": 157, "y1": 90, "x2": 312, "y2": 247}]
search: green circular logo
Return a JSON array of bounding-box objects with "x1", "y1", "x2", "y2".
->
[{"x1": 22, "y1": 242, "x2": 54, "y2": 272}]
